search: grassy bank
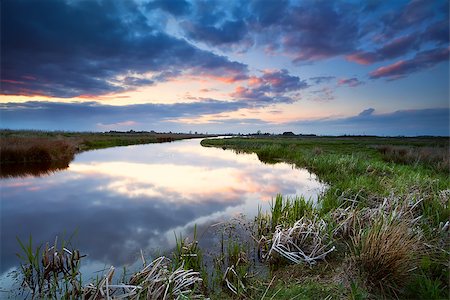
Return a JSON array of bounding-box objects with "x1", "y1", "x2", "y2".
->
[
  {"x1": 11, "y1": 135, "x2": 449, "y2": 299},
  {"x1": 0, "y1": 130, "x2": 216, "y2": 177},
  {"x1": 200, "y1": 136, "x2": 449, "y2": 299}
]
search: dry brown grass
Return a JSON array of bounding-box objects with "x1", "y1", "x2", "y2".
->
[
  {"x1": 1, "y1": 137, "x2": 76, "y2": 164},
  {"x1": 351, "y1": 217, "x2": 422, "y2": 296},
  {"x1": 0, "y1": 137, "x2": 77, "y2": 177},
  {"x1": 375, "y1": 145, "x2": 449, "y2": 172}
]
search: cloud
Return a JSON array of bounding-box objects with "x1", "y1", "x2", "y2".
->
[
  {"x1": 280, "y1": 1, "x2": 360, "y2": 62},
  {"x1": 0, "y1": 100, "x2": 250, "y2": 131},
  {"x1": 145, "y1": 0, "x2": 191, "y2": 16},
  {"x1": 0, "y1": 0, "x2": 248, "y2": 97},
  {"x1": 1, "y1": 0, "x2": 447, "y2": 99},
  {"x1": 172, "y1": 0, "x2": 252, "y2": 49},
  {"x1": 358, "y1": 108, "x2": 375, "y2": 116},
  {"x1": 381, "y1": 0, "x2": 444, "y2": 35},
  {"x1": 180, "y1": 0, "x2": 446, "y2": 66},
  {"x1": 182, "y1": 19, "x2": 248, "y2": 46},
  {"x1": 369, "y1": 47, "x2": 450, "y2": 80},
  {"x1": 231, "y1": 69, "x2": 308, "y2": 104},
  {"x1": 422, "y1": 20, "x2": 450, "y2": 45},
  {"x1": 308, "y1": 87, "x2": 335, "y2": 102},
  {"x1": 169, "y1": 1, "x2": 362, "y2": 62},
  {"x1": 288, "y1": 108, "x2": 449, "y2": 136},
  {"x1": 347, "y1": 34, "x2": 420, "y2": 64},
  {"x1": 338, "y1": 77, "x2": 365, "y2": 87},
  {"x1": 309, "y1": 76, "x2": 335, "y2": 84}
]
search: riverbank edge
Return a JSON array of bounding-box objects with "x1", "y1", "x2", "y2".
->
[
  {"x1": 201, "y1": 136, "x2": 449, "y2": 299},
  {"x1": 0, "y1": 130, "x2": 219, "y2": 165}
]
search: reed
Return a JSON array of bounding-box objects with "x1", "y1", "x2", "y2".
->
[
  {"x1": 173, "y1": 225, "x2": 205, "y2": 275},
  {"x1": 16, "y1": 236, "x2": 83, "y2": 299},
  {"x1": 375, "y1": 145, "x2": 449, "y2": 172},
  {"x1": 1, "y1": 137, "x2": 76, "y2": 164},
  {"x1": 212, "y1": 237, "x2": 253, "y2": 298},
  {"x1": 16, "y1": 236, "x2": 205, "y2": 299}
]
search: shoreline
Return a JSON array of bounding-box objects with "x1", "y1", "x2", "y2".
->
[{"x1": 0, "y1": 130, "x2": 218, "y2": 177}]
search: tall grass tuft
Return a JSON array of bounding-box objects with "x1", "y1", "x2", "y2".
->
[
  {"x1": 255, "y1": 195, "x2": 335, "y2": 266},
  {"x1": 173, "y1": 226, "x2": 204, "y2": 273},
  {"x1": 16, "y1": 236, "x2": 83, "y2": 299},
  {"x1": 269, "y1": 194, "x2": 314, "y2": 231},
  {"x1": 212, "y1": 237, "x2": 253, "y2": 298},
  {"x1": 351, "y1": 216, "x2": 422, "y2": 295}
]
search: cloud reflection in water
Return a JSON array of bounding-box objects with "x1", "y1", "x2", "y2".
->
[{"x1": 0, "y1": 139, "x2": 324, "y2": 277}]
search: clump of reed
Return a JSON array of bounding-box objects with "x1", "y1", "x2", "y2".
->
[
  {"x1": 16, "y1": 236, "x2": 83, "y2": 299},
  {"x1": 207, "y1": 216, "x2": 257, "y2": 298},
  {"x1": 173, "y1": 226, "x2": 205, "y2": 275},
  {"x1": 331, "y1": 193, "x2": 421, "y2": 239},
  {"x1": 221, "y1": 240, "x2": 252, "y2": 297},
  {"x1": 375, "y1": 145, "x2": 449, "y2": 172},
  {"x1": 16, "y1": 235, "x2": 206, "y2": 299},
  {"x1": 256, "y1": 195, "x2": 334, "y2": 266},
  {"x1": 262, "y1": 217, "x2": 335, "y2": 265},
  {"x1": 256, "y1": 194, "x2": 314, "y2": 236},
  {"x1": 0, "y1": 137, "x2": 76, "y2": 164},
  {"x1": 351, "y1": 216, "x2": 422, "y2": 296},
  {"x1": 83, "y1": 257, "x2": 204, "y2": 299}
]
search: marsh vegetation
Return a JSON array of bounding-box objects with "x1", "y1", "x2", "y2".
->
[
  {"x1": 0, "y1": 130, "x2": 216, "y2": 177},
  {"x1": 201, "y1": 136, "x2": 449, "y2": 299},
  {"x1": 9, "y1": 135, "x2": 449, "y2": 299}
]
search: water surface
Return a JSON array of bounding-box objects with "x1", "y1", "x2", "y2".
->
[{"x1": 0, "y1": 138, "x2": 324, "y2": 289}]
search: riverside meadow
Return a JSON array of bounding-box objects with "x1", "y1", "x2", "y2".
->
[{"x1": 0, "y1": 131, "x2": 448, "y2": 299}]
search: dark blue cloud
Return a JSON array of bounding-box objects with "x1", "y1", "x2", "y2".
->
[
  {"x1": 1, "y1": 0, "x2": 448, "y2": 103},
  {"x1": 369, "y1": 47, "x2": 450, "y2": 80},
  {"x1": 288, "y1": 108, "x2": 449, "y2": 136},
  {"x1": 231, "y1": 69, "x2": 308, "y2": 104},
  {"x1": 380, "y1": 0, "x2": 447, "y2": 36},
  {"x1": 0, "y1": 100, "x2": 250, "y2": 131},
  {"x1": 178, "y1": 0, "x2": 448, "y2": 73},
  {"x1": 183, "y1": 19, "x2": 248, "y2": 46},
  {"x1": 1, "y1": 101, "x2": 447, "y2": 136},
  {"x1": 146, "y1": 0, "x2": 191, "y2": 16},
  {"x1": 361, "y1": 34, "x2": 420, "y2": 63},
  {"x1": 422, "y1": 20, "x2": 450, "y2": 45},
  {"x1": 178, "y1": 0, "x2": 252, "y2": 48},
  {"x1": 176, "y1": 107, "x2": 450, "y2": 136},
  {"x1": 309, "y1": 76, "x2": 335, "y2": 85},
  {"x1": 0, "y1": 0, "x2": 248, "y2": 97},
  {"x1": 358, "y1": 108, "x2": 375, "y2": 116}
]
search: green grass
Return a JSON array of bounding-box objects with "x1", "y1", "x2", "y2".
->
[
  {"x1": 12, "y1": 135, "x2": 449, "y2": 299},
  {"x1": 257, "y1": 281, "x2": 345, "y2": 300},
  {"x1": 202, "y1": 136, "x2": 449, "y2": 299}
]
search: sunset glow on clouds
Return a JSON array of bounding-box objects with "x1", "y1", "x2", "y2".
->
[{"x1": 0, "y1": 0, "x2": 448, "y2": 135}]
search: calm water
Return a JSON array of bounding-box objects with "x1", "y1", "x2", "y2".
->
[{"x1": 0, "y1": 138, "x2": 324, "y2": 290}]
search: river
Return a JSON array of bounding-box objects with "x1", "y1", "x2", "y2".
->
[{"x1": 0, "y1": 138, "x2": 324, "y2": 294}]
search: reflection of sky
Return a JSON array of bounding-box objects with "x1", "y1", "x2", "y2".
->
[{"x1": 0, "y1": 139, "x2": 323, "y2": 282}]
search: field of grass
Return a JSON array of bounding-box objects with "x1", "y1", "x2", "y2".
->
[
  {"x1": 0, "y1": 129, "x2": 216, "y2": 177},
  {"x1": 10, "y1": 135, "x2": 449, "y2": 299},
  {"x1": 200, "y1": 136, "x2": 449, "y2": 299}
]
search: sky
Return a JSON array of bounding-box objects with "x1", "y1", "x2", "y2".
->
[{"x1": 0, "y1": 0, "x2": 449, "y2": 135}]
